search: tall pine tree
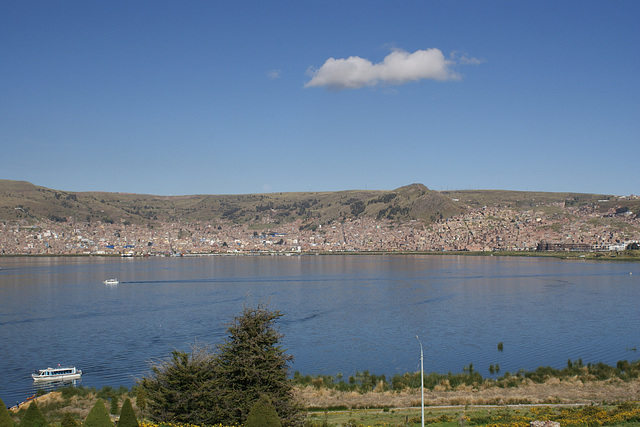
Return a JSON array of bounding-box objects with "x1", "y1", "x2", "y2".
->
[
  {"x1": 140, "y1": 344, "x2": 222, "y2": 425},
  {"x1": 212, "y1": 303, "x2": 302, "y2": 426},
  {"x1": 140, "y1": 303, "x2": 302, "y2": 426}
]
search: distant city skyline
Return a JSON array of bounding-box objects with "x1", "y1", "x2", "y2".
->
[{"x1": 1, "y1": 1, "x2": 638, "y2": 196}]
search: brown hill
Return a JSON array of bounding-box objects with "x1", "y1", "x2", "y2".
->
[
  {"x1": 0, "y1": 180, "x2": 464, "y2": 226},
  {"x1": 2, "y1": 180, "x2": 636, "y2": 228}
]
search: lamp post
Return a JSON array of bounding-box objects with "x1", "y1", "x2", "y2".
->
[{"x1": 415, "y1": 335, "x2": 424, "y2": 427}]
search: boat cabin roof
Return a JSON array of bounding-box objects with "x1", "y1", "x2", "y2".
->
[{"x1": 37, "y1": 367, "x2": 77, "y2": 373}]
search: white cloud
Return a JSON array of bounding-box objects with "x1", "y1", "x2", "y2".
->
[
  {"x1": 305, "y1": 48, "x2": 461, "y2": 90},
  {"x1": 458, "y1": 56, "x2": 483, "y2": 65},
  {"x1": 268, "y1": 69, "x2": 282, "y2": 79},
  {"x1": 451, "y1": 51, "x2": 485, "y2": 65}
]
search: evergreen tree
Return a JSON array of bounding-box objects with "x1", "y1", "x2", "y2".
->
[
  {"x1": 140, "y1": 344, "x2": 221, "y2": 425},
  {"x1": 18, "y1": 402, "x2": 48, "y2": 427},
  {"x1": 0, "y1": 398, "x2": 16, "y2": 427},
  {"x1": 82, "y1": 399, "x2": 112, "y2": 427},
  {"x1": 60, "y1": 413, "x2": 77, "y2": 427},
  {"x1": 116, "y1": 399, "x2": 138, "y2": 427},
  {"x1": 212, "y1": 303, "x2": 303, "y2": 426},
  {"x1": 134, "y1": 389, "x2": 146, "y2": 413},
  {"x1": 140, "y1": 303, "x2": 302, "y2": 426},
  {"x1": 109, "y1": 396, "x2": 118, "y2": 416},
  {"x1": 245, "y1": 395, "x2": 282, "y2": 427}
]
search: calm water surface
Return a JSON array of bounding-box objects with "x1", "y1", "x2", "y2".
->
[{"x1": 1, "y1": 255, "x2": 639, "y2": 405}]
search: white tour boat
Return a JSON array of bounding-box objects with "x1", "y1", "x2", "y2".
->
[
  {"x1": 104, "y1": 278, "x2": 119, "y2": 285},
  {"x1": 32, "y1": 366, "x2": 82, "y2": 382}
]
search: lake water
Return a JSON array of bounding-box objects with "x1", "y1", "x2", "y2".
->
[{"x1": 1, "y1": 255, "x2": 639, "y2": 406}]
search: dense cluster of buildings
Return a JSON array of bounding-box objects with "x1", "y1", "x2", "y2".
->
[{"x1": 1, "y1": 203, "x2": 638, "y2": 256}]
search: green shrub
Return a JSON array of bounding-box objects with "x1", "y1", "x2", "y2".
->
[
  {"x1": 82, "y1": 399, "x2": 112, "y2": 427},
  {"x1": 18, "y1": 403, "x2": 48, "y2": 427},
  {"x1": 58, "y1": 385, "x2": 91, "y2": 400},
  {"x1": 116, "y1": 399, "x2": 138, "y2": 427},
  {"x1": 109, "y1": 397, "x2": 118, "y2": 416},
  {"x1": 60, "y1": 413, "x2": 77, "y2": 427},
  {"x1": 140, "y1": 345, "x2": 219, "y2": 425},
  {"x1": 133, "y1": 388, "x2": 146, "y2": 412},
  {"x1": 589, "y1": 361, "x2": 617, "y2": 380},
  {"x1": 525, "y1": 365, "x2": 559, "y2": 383},
  {"x1": 96, "y1": 388, "x2": 114, "y2": 401},
  {"x1": 0, "y1": 398, "x2": 16, "y2": 427},
  {"x1": 244, "y1": 395, "x2": 282, "y2": 427},
  {"x1": 61, "y1": 387, "x2": 80, "y2": 400}
]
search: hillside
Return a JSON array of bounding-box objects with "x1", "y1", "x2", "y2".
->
[
  {"x1": 2, "y1": 180, "x2": 638, "y2": 229},
  {"x1": 442, "y1": 189, "x2": 640, "y2": 217},
  {"x1": 0, "y1": 180, "x2": 464, "y2": 226}
]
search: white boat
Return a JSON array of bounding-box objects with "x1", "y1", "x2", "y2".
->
[
  {"x1": 104, "y1": 278, "x2": 119, "y2": 285},
  {"x1": 32, "y1": 366, "x2": 82, "y2": 382}
]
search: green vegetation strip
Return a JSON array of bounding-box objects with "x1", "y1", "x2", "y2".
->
[{"x1": 293, "y1": 358, "x2": 640, "y2": 393}]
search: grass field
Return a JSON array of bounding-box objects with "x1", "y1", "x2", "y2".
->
[{"x1": 305, "y1": 403, "x2": 640, "y2": 426}]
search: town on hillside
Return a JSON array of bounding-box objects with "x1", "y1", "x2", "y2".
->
[{"x1": 2, "y1": 198, "x2": 639, "y2": 256}]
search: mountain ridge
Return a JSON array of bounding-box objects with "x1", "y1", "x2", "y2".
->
[{"x1": 0, "y1": 179, "x2": 635, "y2": 227}]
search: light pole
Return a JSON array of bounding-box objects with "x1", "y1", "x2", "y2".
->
[{"x1": 415, "y1": 335, "x2": 424, "y2": 427}]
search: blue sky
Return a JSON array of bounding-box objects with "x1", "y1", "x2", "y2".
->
[{"x1": 2, "y1": 1, "x2": 638, "y2": 196}]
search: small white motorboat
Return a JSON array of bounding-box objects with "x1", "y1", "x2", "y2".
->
[
  {"x1": 32, "y1": 366, "x2": 82, "y2": 382},
  {"x1": 104, "y1": 278, "x2": 119, "y2": 285}
]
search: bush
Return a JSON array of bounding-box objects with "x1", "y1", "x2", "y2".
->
[
  {"x1": 82, "y1": 399, "x2": 112, "y2": 427},
  {"x1": 0, "y1": 398, "x2": 16, "y2": 427},
  {"x1": 109, "y1": 397, "x2": 118, "y2": 416},
  {"x1": 18, "y1": 403, "x2": 48, "y2": 427},
  {"x1": 133, "y1": 388, "x2": 146, "y2": 412},
  {"x1": 140, "y1": 344, "x2": 219, "y2": 425},
  {"x1": 525, "y1": 366, "x2": 559, "y2": 383},
  {"x1": 60, "y1": 413, "x2": 77, "y2": 427},
  {"x1": 116, "y1": 399, "x2": 138, "y2": 427},
  {"x1": 96, "y1": 388, "x2": 114, "y2": 401},
  {"x1": 60, "y1": 387, "x2": 81, "y2": 400},
  {"x1": 244, "y1": 395, "x2": 282, "y2": 427},
  {"x1": 589, "y1": 361, "x2": 617, "y2": 380}
]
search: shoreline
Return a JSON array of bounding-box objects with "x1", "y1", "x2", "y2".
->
[{"x1": 2, "y1": 249, "x2": 639, "y2": 262}]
